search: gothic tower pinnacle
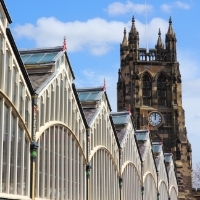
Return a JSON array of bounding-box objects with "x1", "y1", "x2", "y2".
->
[
  {"x1": 165, "y1": 16, "x2": 177, "y2": 62},
  {"x1": 128, "y1": 16, "x2": 139, "y2": 60},
  {"x1": 122, "y1": 28, "x2": 128, "y2": 46},
  {"x1": 156, "y1": 28, "x2": 163, "y2": 49},
  {"x1": 128, "y1": 16, "x2": 139, "y2": 45}
]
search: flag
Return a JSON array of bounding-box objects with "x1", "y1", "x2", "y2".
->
[
  {"x1": 103, "y1": 78, "x2": 106, "y2": 91},
  {"x1": 62, "y1": 36, "x2": 67, "y2": 51},
  {"x1": 128, "y1": 105, "x2": 131, "y2": 115}
]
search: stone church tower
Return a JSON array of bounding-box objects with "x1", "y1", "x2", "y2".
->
[{"x1": 117, "y1": 16, "x2": 193, "y2": 199}]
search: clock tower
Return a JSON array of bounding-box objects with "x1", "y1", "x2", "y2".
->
[{"x1": 117, "y1": 16, "x2": 193, "y2": 199}]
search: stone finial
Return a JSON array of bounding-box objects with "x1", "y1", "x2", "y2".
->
[
  {"x1": 132, "y1": 15, "x2": 135, "y2": 23},
  {"x1": 130, "y1": 15, "x2": 137, "y2": 34},
  {"x1": 158, "y1": 28, "x2": 161, "y2": 36},
  {"x1": 122, "y1": 28, "x2": 128, "y2": 46},
  {"x1": 167, "y1": 16, "x2": 174, "y2": 35},
  {"x1": 169, "y1": 16, "x2": 172, "y2": 25},
  {"x1": 156, "y1": 28, "x2": 163, "y2": 48}
]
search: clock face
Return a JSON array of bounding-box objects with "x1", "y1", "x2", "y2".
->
[{"x1": 148, "y1": 112, "x2": 162, "y2": 127}]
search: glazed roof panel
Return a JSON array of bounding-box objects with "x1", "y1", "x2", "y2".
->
[
  {"x1": 135, "y1": 130, "x2": 149, "y2": 141},
  {"x1": 38, "y1": 52, "x2": 58, "y2": 63},
  {"x1": 152, "y1": 143, "x2": 162, "y2": 153},
  {"x1": 112, "y1": 115, "x2": 129, "y2": 125},
  {"x1": 78, "y1": 91, "x2": 102, "y2": 101},
  {"x1": 164, "y1": 153, "x2": 173, "y2": 163},
  {"x1": 21, "y1": 52, "x2": 58, "y2": 64}
]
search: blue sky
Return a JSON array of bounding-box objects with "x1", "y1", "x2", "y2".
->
[{"x1": 5, "y1": 0, "x2": 200, "y2": 167}]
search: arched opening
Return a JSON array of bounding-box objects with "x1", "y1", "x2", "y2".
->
[
  {"x1": 122, "y1": 163, "x2": 141, "y2": 200},
  {"x1": 143, "y1": 173, "x2": 157, "y2": 200},
  {"x1": 157, "y1": 73, "x2": 167, "y2": 107},
  {"x1": 158, "y1": 181, "x2": 169, "y2": 200},
  {"x1": 90, "y1": 149, "x2": 119, "y2": 200},
  {"x1": 142, "y1": 73, "x2": 152, "y2": 106},
  {"x1": 169, "y1": 186, "x2": 178, "y2": 200},
  {"x1": 35, "y1": 125, "x2": 86, "y2": 200}
]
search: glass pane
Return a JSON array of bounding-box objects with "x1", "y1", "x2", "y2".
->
[
  {"x1": 25, "y1": 53, "x2": 45, "y2": 64},
  {"x1": 10, "y1": 116, "x2": 15, "y2": 194},
  {"x1": 25, "y1": 97, "x2": 29, "y2": 128},
  {"x1": 4, "y1": 51, "x2": 10, "y2": 94},
  {"x1": 19, "y1": 83, "x2": 23, "y2": 116},
  {"x1": 135, "y1": 132, "x2": 148, "y2": 141},
  {"x1": 38, "y1": 53, "x2": 58, "y2": 63},
  {"x1": 112, "y1": 115, "x2": 128, "y2": 124},
  {"x1": 39, "y1": 136, "x2": 43, "y2": 198},
  {"x1": 20, "y1": 54, "x2": 32, "y2": 62},
  {"x1": 24, "y1": 139, "x2": 29, "y2": 195},
  {"x1": 0, "y1": 12, "x2": 3, "y2": 24},
  {"x1": 2, "y1": 104, "x2": 8, "y2": 192},
  {"x1": 17, "y1": 125, "x2": 22, "y2": 195},
  {"x1": 87, "y1": 92, "x2": 100, "y2": 101},
  {"x1": 12, "y1": 67, "x2": 16, "y2": 103},
  {"x1": 78, "y1": 92, "x2": 100, "y2": 101},
  {"x1": 78, "y1": 93, "x2": 89, "y2": 101},
  {"x1": 152, "y1": 144, "x2": 162, "y2": 153}
]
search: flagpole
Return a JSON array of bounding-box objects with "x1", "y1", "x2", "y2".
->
[{"x1": 144, "y1": 0, "x2": 148, "y2": 53}]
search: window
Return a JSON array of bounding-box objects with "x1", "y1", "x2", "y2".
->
[
  {"x1": 142, "y1": 73, "x2": 152, "y2": 106},
  {"x1": 2, "y1": 103, "x2": 29, "y2": 195},
  {"x1": 0, "y1": 35, "x2": 2, "y2": 88},
  {"x1": 5, "y1": 50, "x2": 10, "y2": 95},
  {"x1": 60, "y1": 79, "x2": 64, "y2": 121},
  {"x1": 10, "y1": 114, "x2": 16, "y2": 194},
  {"x1": 12, "y1": 67, "x2": 17, "y2": 104},
  {"x1": 17, "y1": 125, "x2": 22, "y2": 194},
  {"x1": 40, "y1": 97, "x2": 44, "y2": 126},
  {"x1": 46, "y1": 91, "x2": 49, "y2": 123},
  {"x1": 25, "y1": 97, "x2": 29, "y2": 128},
  {"x1": 2, "y1": 104, "x2": 9, "y2": 192},
  {"x1": 51, "y1": 85, "x2": 54, "y2": 121},
  {"x1": 157, "y1": 73, "x2": 167, "y2": 106},
  {"x1": 19, "y1": 82, "x2": 23, "y2": 116},
  {"x1": 162, "y1": 112, "x2": 172, "y2": 126},
  {"x1": 0, "y1": 11, "x2": 4, "y2": 25}
]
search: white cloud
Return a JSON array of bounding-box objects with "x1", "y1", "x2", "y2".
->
[
  {"x1": 161, "y1": 4, "x2": 172, "y2": 13},
  {"x1": 106, "y1": 1, "x2": 153, "y2": 16},
  {"x1": 14, "y1": 17, "x2": 168, "y2": 56},
  {"x1": 161, "y1": 1, "x2": 191, "y2": 13},
  {"x1": 14, "y1": 17, "x2": 126, "y2": 56},
  {"x1": 135, "y1": 18, "x2": 168, "y2": 48}
]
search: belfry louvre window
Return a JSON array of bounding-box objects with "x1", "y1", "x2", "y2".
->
[
  {"x1": 142, "y1": 73, "x2": 152, "y2": 106},
  {"x1": 157, "y1": 73, "x2": 167, "y2": 106}
]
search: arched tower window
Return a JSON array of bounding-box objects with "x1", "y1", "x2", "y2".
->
[
  {"x1": 142, "y1": 73, "x2": 152, "y2": 106},
  {"x1": 157, "y1": 73, "x2": 167, "y2": 106}
]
